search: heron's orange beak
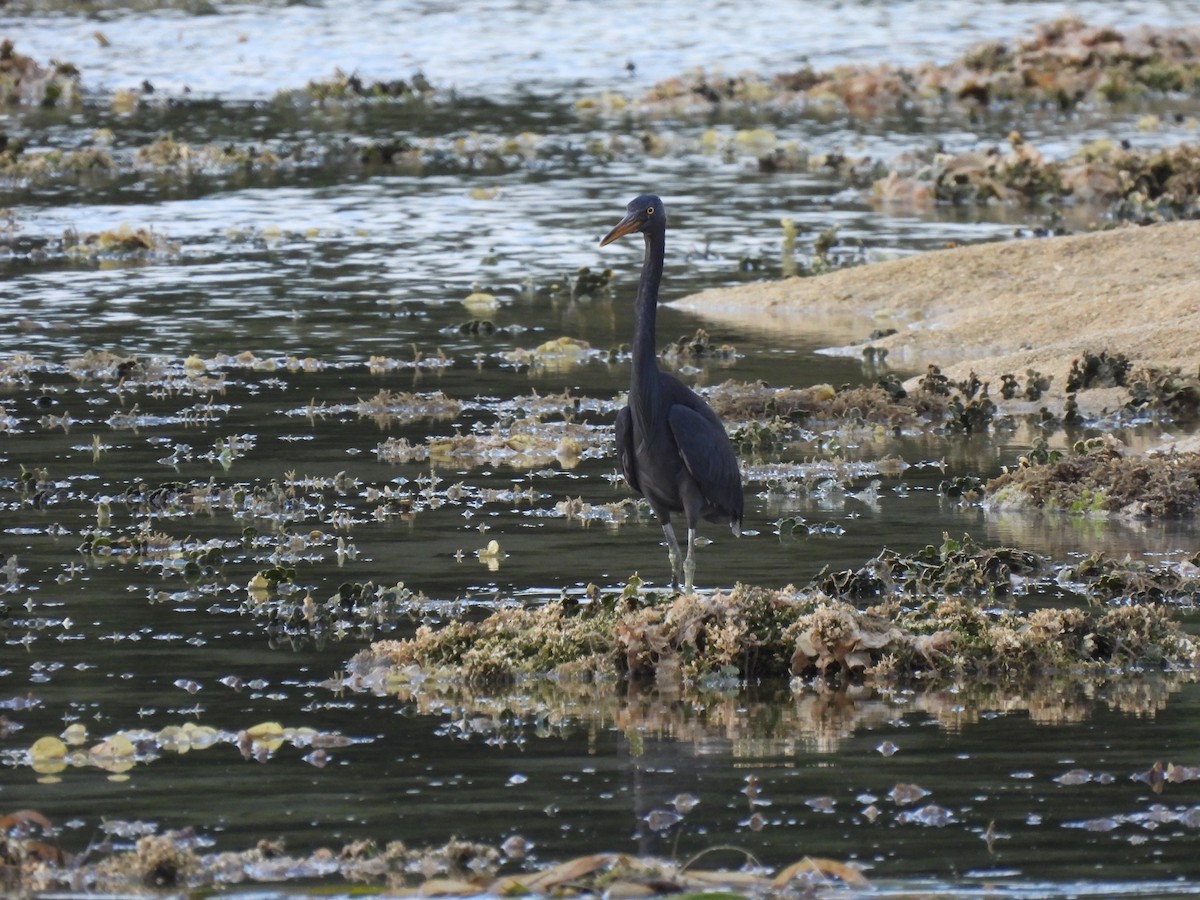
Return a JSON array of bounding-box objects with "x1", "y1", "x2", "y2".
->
[{"x1": 599, "y1": 211, "x2": 641, "y2": 247}]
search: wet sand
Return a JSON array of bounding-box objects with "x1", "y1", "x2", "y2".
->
[{"x1": 673, "y1": 220, "x2": 1200, "y2": 413}]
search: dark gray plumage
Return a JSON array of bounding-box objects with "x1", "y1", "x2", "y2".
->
[{"x1": 600, "y1": 194, "x2": 743, "y2": 592}]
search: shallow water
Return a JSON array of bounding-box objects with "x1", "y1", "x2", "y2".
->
[{"x1": 4, "y1": 1, "x2": 1200, "y2": 895}]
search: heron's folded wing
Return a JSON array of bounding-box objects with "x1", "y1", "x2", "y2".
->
[{"x1": 668, "y1": 404, "x2": 743, "y2": 516}]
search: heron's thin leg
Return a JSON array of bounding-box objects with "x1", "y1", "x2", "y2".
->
[
  {"x1": 662, "y1": 523, "x2": 683, "y2": 589},
  {"x1": 683, "y1": 528, "x2": 697, "y2": 594}
]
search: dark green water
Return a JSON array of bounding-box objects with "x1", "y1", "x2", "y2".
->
[{"x1": 5, "y1": 1, "x2": 1200, "y2": 894}]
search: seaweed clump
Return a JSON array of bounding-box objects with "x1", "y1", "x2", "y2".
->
[
  {"x1": 873, "y1": 138, "x2": 1200, "y2": 219},
  {"x1": 10, "y1": 824, "x2": 866, "y2": 896},
  {"x1": 815, "y1": 534, "x2": 1041, "y2": 601},
  {"x1": 0, "y1": 40, "x2": 80, "y2": 107},
  {"x1": 1063, "y1": 551, "x2": 1200, "y2": 601},
  {"x1": 354, "y1": 599, "x2": 626, "y2": 685},
  {"x1": 342, "y1": 560, "x2": 1197, "y2": 690},
  {"x1": 1125, "y1": 365, "x2": 1200, "y2": 419},
  {"x1": 987, "y1": 437, "x2": 1200, "y2": 517},
  {"x1": 1067, "y1": 350, "x2": 1132, "y2": 391},
  {"x1": 708, "y1": 371, "x2": 1003, "y2": 439},
  {"x1": 709, "y1": 380, "x2": 925, "y2": 432},
  {"x1": 63, "y1": 224, "x2": 180, "y2": 261},
  {"x1": 289, "y1": 68, "x2": 435, "y2": 104},
  {"x1": 624, "y1": 19, "x2": 1200, "y2": 120}
]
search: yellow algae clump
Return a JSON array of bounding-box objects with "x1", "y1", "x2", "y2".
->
[
  {"x1": 157, "y1": 725, "x2": 194, "y2": 753},
  {"x1": 734, "y1": 128, "x2": 777, "y2": 154},
  {"x1": 555, "y1": 435, "x2": 582, "y2": 468},
  {"x1": 246, "y1": 721, "x2": 285, "y2": 739},
  {"x1": 30, "y1": 735, "x2": 68, "y2": 764},
  {"x1": 502, "y1": 337, "x2": 595, "y2": 371},
  {"x1": 61, "y1": 723, "x2": 88, "y2": 746},
  {"x1": 477, "y1": 539, "x2": 505, "y2": 571},
  {"x1": 181, "y1": 722, "x2": 220, "y2": 749},
  {"x1": 90, "y1": 733, "x2": 137, "y2": 773},
  {"x1": 247, "y1": 571, "x2": 272, "y2": 601},
  {"x1": 463, "y1": 291, "x2": 500, "y2": 315}
]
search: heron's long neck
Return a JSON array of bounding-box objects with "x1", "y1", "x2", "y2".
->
[{"x1": 631, "y1": 228, "x2": 665, "y2": 395}]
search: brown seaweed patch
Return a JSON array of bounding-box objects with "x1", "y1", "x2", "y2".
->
[
  {"x1": 874, "y1": 137, "x2": 1200, "y2": 220},
  {"x1": 357, "y1": 599, "x2": 626, "y2": 685},
  {"x1": 63, "y1": 224, "x2": 180, "y2": 262},
  {"x1": 1063, "y1": 551, "x2": 1200, "y2": 601},
  {"x1": 377, "y1": 416, "x2": 599, "y2": 470},
  {"x1": 0, "y1": 40, "x2": 80, "y2": 107},
  {"x1": 615, "y1": 19, "x2": 1200, "y2": 120},
  {"x1": 133, "y1": 132, "x2": 283, "y2": 174},
  {"x1": 284, "y1": 67, "x2": 436, "y2": 104},
  {"x1": 707, "y1": 377, "x2": 972, "y2": 434},
  {"x1": 986, "y1": 437, "x2": 1200, "y2": 517},
  {"x1": 342, "y1": 571, "x2": 1198, "y2": 689},
  {"x1": 354, "y1": 389, "x2": 463, "y2": 425},
  {"x1": 16, "y1": 823, "x2": 869, "y2": 897},
  {"x1": 815, "y1": 534, "x2": 1042, "y2": 602}
]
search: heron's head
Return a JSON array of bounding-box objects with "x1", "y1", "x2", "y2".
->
[{"x1": 599, "y1": 194, "x2": 666, "y2": 246}]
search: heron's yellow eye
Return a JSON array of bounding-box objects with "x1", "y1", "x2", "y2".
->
[{"x1": 646, "y1": 206, "x2": 655, "y2": 215}]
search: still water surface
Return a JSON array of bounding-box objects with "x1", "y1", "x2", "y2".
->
[{"x1": 4, "y1": 0, "x2": 1200, "y2": 894}]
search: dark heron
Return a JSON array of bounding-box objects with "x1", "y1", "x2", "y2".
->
[{"x1": 599, "y1": 194, "x2": 744, "y2": 592}]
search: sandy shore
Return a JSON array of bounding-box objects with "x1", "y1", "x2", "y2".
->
[{"x1": 672, "y1": 221, "x2": 1200, "y2": 409}]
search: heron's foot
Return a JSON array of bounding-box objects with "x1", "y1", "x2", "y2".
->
[{"x1": 683, "y1": 554, "x2": 695, "y2": 594}]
